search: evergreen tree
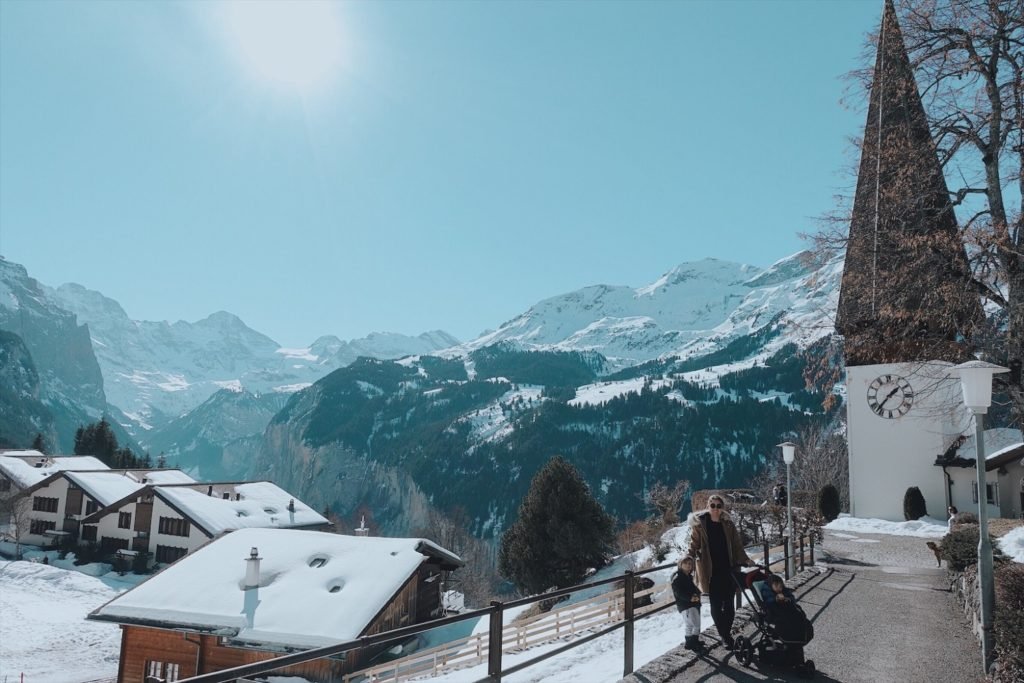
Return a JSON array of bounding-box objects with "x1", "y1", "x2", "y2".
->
[
  {"x1": 30, "y1": 433, "x2": 46, "y2": 454},
  {"x1": 498, "y1": 455, "x2": 615, "y2": 594},
  {"x1": 903, "y1": 486, "x2": 928, "y2": 521},
  {"x1": 818, "y1": 484, "x2": 841, "y2": 522},
  {"x1": 74, "y1": 418, "x2": 142, "y2": 468}
]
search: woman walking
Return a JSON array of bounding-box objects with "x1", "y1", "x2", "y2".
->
[{"x1": 687, "y1": 494, "x2": 752, "y2": 650}]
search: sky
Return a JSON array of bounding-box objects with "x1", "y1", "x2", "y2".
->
[{"x1": 0, "y1": 0, "x2": 882, "y2": 348}]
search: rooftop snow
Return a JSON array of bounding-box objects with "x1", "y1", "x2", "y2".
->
[
  {"x1": 156, "y1": 482, "x2": 329, "y2": 536},
  {"x1": 955, "y1": 428, "x2": 1023, "y2": 462},
  {"x1": 0, "y1": 456, "x2": 109, "y2": 489},
  {"x1": 63, "y1": 470, "x2": 195, "y2": 507},
  {"x1": 90, "y1": 528, "x2": 459, "y2": 648}
]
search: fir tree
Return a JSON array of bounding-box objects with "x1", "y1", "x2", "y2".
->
[
  {"x1": 30, "y1": 433, "x2": 46, "y2": 454},
  {"x1": 498, "y1": 455, "x2": 615, "y2": 594},
  {"x1": 903, "y1": 486, "x2": 928, "y2": 521}
]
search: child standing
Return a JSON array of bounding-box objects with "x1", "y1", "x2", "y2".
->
[{"x1": 671, "y1": 556, "x2": 705, "y2": 653}]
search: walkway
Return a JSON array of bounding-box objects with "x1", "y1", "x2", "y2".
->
[{"x1": 621, "y1": 530, "x2": 984, "y2": 683}]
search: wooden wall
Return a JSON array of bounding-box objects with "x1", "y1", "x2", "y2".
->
[{"x1": 117, "y1": 626, "x2": 345, "y2": 683}]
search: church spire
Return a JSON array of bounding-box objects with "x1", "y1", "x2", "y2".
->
[{"x1": 836, "y1": 0, "x2": 981, "y2": 366}]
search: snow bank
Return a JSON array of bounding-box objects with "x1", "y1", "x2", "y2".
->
[
  {"x1": 824, "y1": 515, "x2": 947, "y2": 538},
  {"x1": 0, "y1": 560, "x2": 123, "y2": 683},
  {"x1": 998, "y1": 527, "x2": 1024, "y2": 564}
]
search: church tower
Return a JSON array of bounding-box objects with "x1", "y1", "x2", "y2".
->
[{"x1": 837, "y1": 0, "x2": 981, "y2": 519}]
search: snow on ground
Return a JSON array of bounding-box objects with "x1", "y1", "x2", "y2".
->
[
  {"x1": 824, "y1": 514, "x2": 947, "y2": 538},
  {"x1": 569, "y1": 377, "x2": 674, "y2": 407},
  {"x1": 0, "y1": 560, "x2": 125, "y2": 683},
  {"x1": 998, "y1": 527, "x2": 1024, "y2": 563},
  {"x1": 461, "y1": 384, "x2": 544, "y2": 442}
]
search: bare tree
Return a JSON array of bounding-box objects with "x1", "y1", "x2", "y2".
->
[
  {"x1": 0, "y1": 490, "x2": 32, "y2": 560},
  {"x1": 792, "y1": 422, "x2": 850, "y2": 511},
  {"x1": 642, "y1": 480, "x2": 690, "y2": 527}
]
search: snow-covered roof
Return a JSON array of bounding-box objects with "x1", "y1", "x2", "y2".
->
[
  {"x1": 89, "y1": 528, "x2": 462, "y2": 649},
  {"x1": 956, "y1": 428, "x2": 1024, "y2": 469},
  {"x1": 0, "y1": 455, "x2": 109, "y2": 489},
  {"x1": 155, "y1": 481, "x2": 329, "y2": 536},
  {"x1": 63, "y1": 470, "x2": 195, "y2": 508}
]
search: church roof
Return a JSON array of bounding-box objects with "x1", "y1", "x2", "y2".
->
[{"x1": 836, "y1": 0, "x2": 981, "y2": 365}]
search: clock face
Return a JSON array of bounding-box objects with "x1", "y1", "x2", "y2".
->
[{"x1": 866, "y1": 374, "x2": 914, "y2": 419}]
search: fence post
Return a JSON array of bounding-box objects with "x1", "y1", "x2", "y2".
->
[
  {"x1": 810, "y1": 534, "x2": 815, "y2": 566},
  {"x1": 488, "y1": 600, "x2": 503, "y2": 682},
  {"x1": 799, "y1": 535, "x2": 805, "y2": 571},
  {"x1": 783, "y1": 536, "x2": 790, "y2": 580},
  {"x1": 623, "y1": 571, "x2": 635, "y2": 677},
  {"x1": 763, "y1": 539, "x2": 769, "y2": 569}
]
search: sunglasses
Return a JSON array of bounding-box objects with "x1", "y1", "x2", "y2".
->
[{"x1": 709, "y1": 503, "x2": 724, "y2": 509}]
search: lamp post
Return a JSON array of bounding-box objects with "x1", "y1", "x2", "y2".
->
[
  {"x1": 952, "y1": 360, "x2": 1007, "y2": 673},
  {"x1": 777, "y1": 441, "x2": 796, "y2": 577}
]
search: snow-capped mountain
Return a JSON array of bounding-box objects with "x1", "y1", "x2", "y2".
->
[
  {"x1": 47, "y1": 282, "x2": 459, "y2": 429},
  {"x1": 0, "y1": 258, "x2": 108, "y2": 452},
  {"x1": 459, "y1": 252, "x2": 840, "y2": 369}
]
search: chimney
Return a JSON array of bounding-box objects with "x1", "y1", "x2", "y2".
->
[
  {"x1": 207, "y1": 485, "x2": 213, "y2": 496},
  {"x1": 287, "y1": 499, "x2": 295, "y2": 513},
  {"x1": 35, "y1": 458, "x2": 46, "y2": 468},
  {"x1": 355, "y1": 515, "x2": 369, "y2": 537},
  {"x1": 235, "y1": 493, "x2": 241, "y2": 501},
  {"x1": 244, "y1": 547, "x2": 262, "y2": 589}
]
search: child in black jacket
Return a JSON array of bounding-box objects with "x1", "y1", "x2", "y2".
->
[{"x1": 671, "y1": 556, "x2": 705, "y2": 653}]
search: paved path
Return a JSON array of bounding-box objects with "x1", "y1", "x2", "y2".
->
[{"x1": 621, "y1": 530, "x2": 984, "y2": 683}]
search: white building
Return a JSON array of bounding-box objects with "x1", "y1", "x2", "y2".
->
[{"x1": 82, "y1": 480, "x2": 331, "y2": 565}]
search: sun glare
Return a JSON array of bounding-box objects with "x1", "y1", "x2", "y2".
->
[{"x1": 220, "y1": 0, "x2": 344, "y2": 97}]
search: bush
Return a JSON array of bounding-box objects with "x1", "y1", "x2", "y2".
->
[
  {"x1": 818, "y1": 484, "x2": 841, "y2": 522},
  {"x1": 903, "y1": 486, "x2": 927, "y2": 521},
  {"x1": 941, "y1": 524, "x2": 1006, "y2": 571},
  {"x1": 132, "y1": 551, "x2": 151, "y2": 575},
  {"x1": 992, "y1": 563, "x2": 1024, "y2": 682},
  {"x1": 953, "y1": 511, "x2": 978, "y2": 526}
]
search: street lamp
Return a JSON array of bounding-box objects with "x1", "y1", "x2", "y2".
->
[
  {"x1": 951, "y1": 360, "x2": 1008, "y2": 673},
  {"x1": 777, "y1": 441, "x2": 797, "y2": 577}
]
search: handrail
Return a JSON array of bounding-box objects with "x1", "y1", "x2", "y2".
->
[{"x1": 175, "y1": 561, "x2": 676, "y2": 683}]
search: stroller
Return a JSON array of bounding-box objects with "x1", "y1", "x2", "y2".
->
[{"x1": 731, "y1": 566, "x2": 816, "y2": 678}]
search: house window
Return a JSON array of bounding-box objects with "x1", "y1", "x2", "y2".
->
[
  {"x1": 118, "y1": 512, "x2": 132, "y2": 529},
  {"x1": 30, "y1": 519, "x2": 56, "y2": 535},
  {"x1": 146, "y1": 660, "x2": 180, "y2": 682},
  {"x1": 100, "y1": 536, "x2": 130, "y2": 553},
  {"x1": 85, "y1": 500, "x2": 99, "y2": 515},
  {"x1": 972, "y1": 481, "x2": 1000, "y2": 505},
  {"x1": 81, "y1": 525, "x2": 97, "y2": 542},
  {"x1": 155, "y1": 545, "x2": 188, "y2": 564},
  {"x1": 158, "y1": 516, "x2": 190, "y2": 537},
  {"x1": 32, "y1": 496, "x2": 58, "y2": 513}
]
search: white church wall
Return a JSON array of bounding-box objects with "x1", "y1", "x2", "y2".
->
[{"x1": 847, "y1": 362, "x2": 968, "y2": 520}]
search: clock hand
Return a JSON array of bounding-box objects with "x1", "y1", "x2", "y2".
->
[{"x1": 879, "y1": 386, "x2": 901, "y2": 409}]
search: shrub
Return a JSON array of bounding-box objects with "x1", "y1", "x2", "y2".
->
[
  {"x1": 132, "y1": 551, "x2": 151, "y2": 575},
  {"x1": 941, "y1": 524, "x2": 1006, "y2": 571},
  {"x1": 818, "y1": 484, "x2": 841, "y2": 522},
  {"x1": 993, "y1": 562, "x2": 1024, "y2": 682},
  {"x1": 903, "y1": 486, "x2": 927, "y2": 521},
  {"x1": 953, "y1": 511, "x2": 978, "y2": 526}
]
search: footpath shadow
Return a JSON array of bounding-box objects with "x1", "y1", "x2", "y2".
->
[
  {"x1": 792, "y1": 571, "x2": 856, "y2": 625},
  {"x1": 816, "y1": 551, "x2": 876, "y2": 568},
  {"x1": 686, "y1": 650, "x2": 844, "y2": 683}
]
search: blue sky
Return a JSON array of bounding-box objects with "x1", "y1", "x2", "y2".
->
[{"x1": 0, "y1": 0, "x2": 880, "y2": 348}]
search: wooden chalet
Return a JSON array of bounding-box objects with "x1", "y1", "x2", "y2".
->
[{"x1": 89, "y1": 528, "x2": 464, "y2": 683}]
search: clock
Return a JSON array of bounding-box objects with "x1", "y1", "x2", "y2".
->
[{"x1": 866, "y1": 374, "x2": 914, "y2": 419}]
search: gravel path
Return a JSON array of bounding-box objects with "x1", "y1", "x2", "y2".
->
[{"x1": 621, "y1": 529, "x2": 984, "y2": 683}]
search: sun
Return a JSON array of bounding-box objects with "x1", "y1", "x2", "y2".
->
[{"x1": 219, "y1": 0, "x2": 344, "y2": 97}]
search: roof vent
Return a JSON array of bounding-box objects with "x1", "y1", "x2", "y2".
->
[
  {"x1": 34, "y1": 458, "x2": 46, "y2": 468},
  {"x1": 207, "y1": 485, "x2": 213, "y2": 496},
  {"x1": 287, "y1": 499, "x2": 295, "y2": 512},
  {"x1": 244, "y1": 547, "x2": 262, "y2": 589}
]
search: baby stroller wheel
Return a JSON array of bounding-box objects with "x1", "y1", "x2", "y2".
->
[
  {"x1": 734, "y1": 636, "x2": 753, "y2": 666},
  {"x1": 801, "y1": 659, "x2": 815, "y2": 678}
]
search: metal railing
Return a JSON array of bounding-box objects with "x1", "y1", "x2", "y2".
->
[{"x1": 174, "y1": 561, "x2": 677, "y2": 683}]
